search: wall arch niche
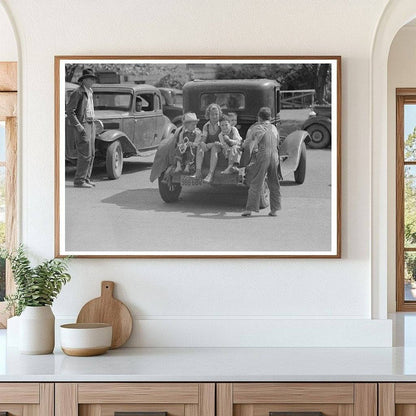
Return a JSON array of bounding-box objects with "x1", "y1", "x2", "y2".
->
[
  {"x1": 372, "y1": 0, "x2": 416, "y2": 319},
  {"x1": 388, "y1": 17, "x2": 416, "y2": 313}
]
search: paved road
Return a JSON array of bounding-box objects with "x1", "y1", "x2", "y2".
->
[{"x1": 64, "y1": 149, "x2": 333, "y2": 254}]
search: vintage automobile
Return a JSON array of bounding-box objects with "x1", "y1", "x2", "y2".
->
[
  {"x1": 158, "y1": 87, "x2": 183, "y2": 126},
  {"x1": 151, "y1": 79, "x2": 310, "y2": 209},
  {"x1": 302, "y1": 104, "x2": 332, "y2": 149},
  {"x1": 65, "y1": 83, "x2": 176, "y2": 179},
  {"x1": 65, "y1": 82, "x2": 78, "y2": 104}
]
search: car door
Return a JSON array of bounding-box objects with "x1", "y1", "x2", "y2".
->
[
  {"x1": 133, "y1": 92, "x2": 157, "y2": 149},
  {"x1": 117, "y1": 92, "x2": 134, "y2": 143}
]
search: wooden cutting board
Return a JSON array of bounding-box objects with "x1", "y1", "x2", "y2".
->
[{"x1": 76, "y1": 281, "x2": 133, "y2": 349}]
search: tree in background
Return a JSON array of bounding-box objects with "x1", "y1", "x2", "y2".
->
[
  {"x1": 0, "y1": 256, "x2": 4, "y2": 300},
  {"x1": 405, "y1": 126, "x2": 416, "y2": 161},
  {"x1": 404, "y1": 127, "x2": 416, "y2": 281},
  {"x1": 0, "y1": 175, "x2": 5, "y2": 300},
  {"x1": 316, "y1": 64, "x2": 330, "y2": 104},
  {"x1": 155, "y1": 65, "x2": 193, "y2": 89},
  {"x1": 65, "y1": 64, "x2": 79, "y2": 82},
  {"x1": 155, "y1": 71, "x2": 189, "y2": 89},
  {"x1": 65, "y1": 63, "x2": 193, "y2": 88},
  {"x1": 0, "y1": 177, "x2": 4, "y2": 247},
  {"x1": 65, "y1": 63, "x2": 331, "y2": 102},
  {"x1": 405, "y1": 166, "x2": 416, "y2": 246}
]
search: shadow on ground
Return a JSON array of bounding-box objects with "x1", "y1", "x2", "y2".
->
[
  {"x1": 101, "y1": 185, "x2": 250, "y2": 219},
  {"x1": 65, "y1": 160, "x2": 152, "y2": 181}
]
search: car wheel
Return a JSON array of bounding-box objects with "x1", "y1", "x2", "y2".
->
[
  {"x1": 158, "y1": 173, "x2": 182, "y2": 202},
  {"x1": 259, "y1": 180, "x2": 270, "y2": 209},
  {"x1": 294, "y1": 142, "x2": 307, "y2": 184},
  {"x1": 306, "y1": 123, "x2": 330, "y2": 149},
  {"x1": 106, "y1": 140, "x2": 123, "y2": 179}
]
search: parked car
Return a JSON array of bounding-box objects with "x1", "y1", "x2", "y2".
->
[
  {"x1": 152, "y1": 79, "x2": 310, "y2": 208},
  {"x1": 302, "y1": 104, "x2": 332, "y2": 149},
  {"x1": 65, "y1": 83, "x2": 176, "y2": 179},
  {"x1": 65, "y1": 82, "x2": 78, "y2": 104},
  {"x1": 158, "y1": 87, "x2": 183, "y2": 126}
]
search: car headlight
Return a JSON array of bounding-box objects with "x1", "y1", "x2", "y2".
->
[{"x1": 94, "y1": 119, "x2": 104, "y2": 135}]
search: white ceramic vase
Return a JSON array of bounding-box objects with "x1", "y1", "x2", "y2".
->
[
  {"x1": 19, "y1": 306, "x2": 55, "y2": 354},
  {"x1": 6, "y1": 315, "x2": 20, "y2": 347}
]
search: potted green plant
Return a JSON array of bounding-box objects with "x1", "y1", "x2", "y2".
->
[{"x1": 1, "y1": 245, "x2": 71, "y2": 354}]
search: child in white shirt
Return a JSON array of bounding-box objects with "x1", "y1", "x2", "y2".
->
[
  {"x1": 218, "y1": 115, "x2": 242, "y2": 174},
  {"x1": 228, "y1": 112, "x2": 238, "y2": 128}
]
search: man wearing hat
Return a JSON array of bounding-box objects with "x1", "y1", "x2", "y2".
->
[{"x1": 66, "y1": 68, "x2": 98, "y2": 188}]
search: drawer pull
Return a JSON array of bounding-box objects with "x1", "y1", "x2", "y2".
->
[
  {"x1": 115, "y1": 413, "x2": 167, "y2": 416},
  {"x1": 270, "y1": 413, "x2": 324, "y2": 416}
]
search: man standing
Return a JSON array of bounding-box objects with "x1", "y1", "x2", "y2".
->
[
  {"x1": 66, "y1": 68, "x2": 97, "y2": 188},
  {"x1": 241, "y1": 107, "x2": 282, "y2": 217}
]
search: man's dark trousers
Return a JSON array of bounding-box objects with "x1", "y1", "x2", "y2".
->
[{"x1": 74, "y1": 121, "x2": 95, "y2": 184}]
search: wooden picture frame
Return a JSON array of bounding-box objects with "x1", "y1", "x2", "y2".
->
[{"x1": 55, "y1": 56, "x2": 341, "y2": 258}]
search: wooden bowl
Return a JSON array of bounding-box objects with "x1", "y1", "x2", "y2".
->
[{"x1": 60, "y1": 323, "x2": 112, "y2": 356}]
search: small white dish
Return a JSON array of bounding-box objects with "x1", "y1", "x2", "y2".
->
[{"x1": 60, "y1": 323, "x2": 112, "y2": 356}]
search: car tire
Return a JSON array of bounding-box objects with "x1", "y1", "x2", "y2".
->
[
  {"x1": 106, "y1": 140, "x2": 123, "y2": 180},
  {"x1": 294, "y1": 142, "x2": 306, "y2": 184},
  {"x1": 158, "y1": 173, "x2": 182, "y2": 203},
  {"x1": 306, "y1": 123, "x2": 330, "y2": 149},
  {"x1": 259, "y1": 180, "x2": 270, "y2": 209}
]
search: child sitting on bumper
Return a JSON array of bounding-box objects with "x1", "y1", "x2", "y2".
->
[
  {"x1": 218, "y1": 114, "x2": 242, "y2": 174},
  {"x1": 174, "y1": 112, "x2": 202, "y2": 174},
  {"x1": 228, "y1": 112, "x2": 238, "y2": 128}
]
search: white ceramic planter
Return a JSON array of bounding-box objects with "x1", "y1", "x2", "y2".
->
[
  {"x1": 19, "y1": 306, "x2": 55, "y2": 354},
  {"x1": 6, "y1": 315, "x2": 20, "y2": 347}
]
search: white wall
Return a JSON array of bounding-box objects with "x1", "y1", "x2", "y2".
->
[
  {"x1": 0, "y1": 0, "x2": 394, "y2": 346},
  {"x1": 387, "y1": 24, "x2": 416, "y2": 312},
  {"x1": 0, "y1": 3, "x2": 17, "y2": 61}
]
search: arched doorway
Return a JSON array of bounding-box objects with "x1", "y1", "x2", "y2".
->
[{"x1": 371, "y1": 0, "x2": 416, "y2": 319}]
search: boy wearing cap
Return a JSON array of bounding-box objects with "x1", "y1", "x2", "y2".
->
[
  {"x1": 66, "y1": 68, "x2": 98, "y2": 188},
  {"x1": 242, "y1": 107, "x2": 281, "y2": 217},
  {"x1": 174, "y1": 112, "x2": 202, "y2": 174}
]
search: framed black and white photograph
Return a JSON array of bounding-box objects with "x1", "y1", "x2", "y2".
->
[{"x1": 55, "y1": 56, "x2": 341, "y2": 258}]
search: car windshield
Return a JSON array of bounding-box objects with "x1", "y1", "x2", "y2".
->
[
  {"x1": 201, "y1": 92, "x2": 245, "y2": 111},
  {"x1": 93, "y1": 92, "x2": 132, "y2": 111},
  {"x1": 174, "y1": 93, "x2": 183, "y2": 106}
]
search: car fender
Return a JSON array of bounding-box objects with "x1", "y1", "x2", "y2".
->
[
  {"x1": 171, "y1": 115, "x2": 183, "y2": 127},
  {"x1": 302, "y1": 115, "x2": 331, "y2": 132},
  {"x1": 96, "y1": 130, "x2": 137, "y2": 156},
  {"x1": 161, "y1": 120, "x2": 176, "y2": 141},
  {"x1": 279, "y1": 130, "x2": 310, "y2": 179}
]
